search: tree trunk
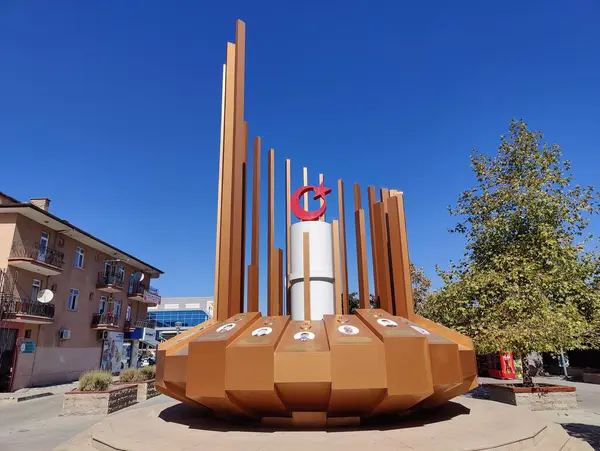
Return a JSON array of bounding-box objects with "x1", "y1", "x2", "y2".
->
[{"x1": 521, "y1": 354, "x2": 533, "y2": 387}]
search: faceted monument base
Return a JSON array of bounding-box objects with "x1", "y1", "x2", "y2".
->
[
  {"x1": 155, "y1": 308, "x2": 479, "y2": 422},
  {"x1": 55, "y1": 396, "x2": 593, "y2": 450}
]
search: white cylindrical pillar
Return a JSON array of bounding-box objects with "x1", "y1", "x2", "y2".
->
[{"x1": 290, "y1": 221, "x2": 334, "y2": 321}]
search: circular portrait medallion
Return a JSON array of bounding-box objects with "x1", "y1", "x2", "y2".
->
[
  {"x1": 293, "y1": 331, "x2": 315, "y2": 342},
  {"x1": 216, "y1": 323, "x2": 236, "y2": 333},
  {"x1": 338, "y1": 325, "x2": 359, "y2": 335},
  {"x1": 377, "y1": 318, "x2": 398, "y2": 328},
  {"x1": 251, "y1": 327, "x2": 273, "y2": 337}
]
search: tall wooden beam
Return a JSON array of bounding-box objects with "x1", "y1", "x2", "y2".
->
[
  {"x1": 285, "y1": 159, "x2": 292, "y2": 314},
  {"x1": 355, "y1": 208, "x2": 370, "y2": 309},
  {"x1": 380, "y1": 188, "x2": 390, "y2": 212},
  {"x1": 247, "y1": 136, "x2": 261, "y2": 312},
  {"x1": 387, "y1": 193, "x2": 414, "y2": 318},
  {"x1": 239, "y1": 121, "x2": 248, "y2": 312},
  {"x1": 353, "y1": 183, "x2": 362, "y2": 212},
  {"x1": 228, "y1": 20, "x2": 247, "y2": 316},
  {"x1": 337, "y1": 180, "x2": 350, "y2": 314},
  {"x1": 213, "y1": 63, "x2": 226, "y2": 321},
  {"x1": 332, "y1": 220, "x2": 342, "y2": 315},
  {"x1": 216, "y1": 42, "x2": 237, "y2": 321},
  {"x1": 367, "y1": 186, "x2": 380, "y2": 302},
  {"x1": 267, "y1": 149, "x2": 276, "y2": 315},
  {"x1": 277, "y1": 248, "x2": 284, "y2": 316},
  {"x1": 373, "y1": 202, "x2": 393, "y2": 313},
  {"x1": 303, "y1": 232, "x2": 311, "y2": 320}
]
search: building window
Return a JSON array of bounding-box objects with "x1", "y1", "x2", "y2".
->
[
  {"x1": 147, "y1": 310, "x2": 209, "y2": 329},
  {"x1": 38, "y1": 231, "x2": 49, "y2": 261},
  {"x1": 68, "y1": 288, "x2": 79, "y2": 311},
  {"x1": 32, "y1": 279, "x2": 41, "y2": 302},
  {"x1": 113, "y1": 300, "x2": 121, "y2": 318},
  {"x1": 99, "y1": 296, "x2": 107, "y2": 314},
  {"x1": 24, "y1": 329, "x2": 32, "y2": 339},
  {"x1": 75, "y1": 247, "x2": 85, "y2": 268},
  {"x1": 126, "y1": 304, "x2": 131, "y2": 321}
]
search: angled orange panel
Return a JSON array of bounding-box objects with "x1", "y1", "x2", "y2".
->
[
  {"x1": 354, "y1": 309, "x2": 433, "y2": 414},
  {"x1": 323, "y1": 314, "x2": 386, "y2": 416},
  {"x1": 186, "y1": 312, "x2": 260, "y2": 417},
  {"x1": 274, "y1": 320, "x2": 331, "y2": 412},
  {"x1": 226, "y1": 315, "x2": 291, "y2": 416}
]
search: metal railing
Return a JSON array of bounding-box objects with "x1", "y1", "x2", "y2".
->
[
  {"x1": 0, "y1": 294, "x2": 55, "y2": 320},
  {"x1": 91, "y1": 312, "x2": 120, "y2": 327},
  {"x1": 97, "y1": 271, "x2": 124, "y2": 288},
  {"x1": 128, "y1": 282, "x2": 159, "y2": 297},
  {"x1": 124, "y1": 318, "x2": 157, "y2": 329},
  {"x1": 9, "y1": 240, "x2": 65, "y2": 269}
]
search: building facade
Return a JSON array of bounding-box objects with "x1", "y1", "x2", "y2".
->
[
  {"x1": 0, "y1": 192, "x2": 163, "y2": 391},
  {"x1": 147, "y1": 297, "x2": 213, "y2": 341}
]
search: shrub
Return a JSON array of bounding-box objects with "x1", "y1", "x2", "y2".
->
[
  {"x1": 78, "y1": 370, "x2": 112, "y2": 392},
  {"x1": 119, "y1": 368, "x2": 138, "y2": 383},
  {"x1": 139, "y1": 365, "x2": 156, "y2": 381}
]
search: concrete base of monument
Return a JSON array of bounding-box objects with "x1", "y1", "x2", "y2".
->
[{"x1": 55, "y1": 396, "x2": 593, "y2": 450}]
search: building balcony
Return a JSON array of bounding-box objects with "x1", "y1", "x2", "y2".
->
[
  {"x1": 8, "y1": 241, "x2": 64, "y2": 276},
  {"x1": 124, "y1": 318, "x2": 157, "y2": 331},
  {"x1": 91, "y1": 312, "x2": 120, "y2": 330},
  {"x1": 127, "y1": 282, "x2": 161, "y2": 305},
  {"x1": 0, "y1": 294, "x2": 55, "y2": 324},
  {"x1": 96, "y1": 272, "x2": 124, "y2": 294}
]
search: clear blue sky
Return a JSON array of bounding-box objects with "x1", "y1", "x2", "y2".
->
[{"x1": 2, "y1": 1, "x2": 600, "y2": 312}]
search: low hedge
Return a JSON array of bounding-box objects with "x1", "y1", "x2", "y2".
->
[
  {"x1": 78, "y1": 370, "x2": 112, "y2": 392},
  {"x1": 118, "y1": 365, "x2": 156, "y2": 383}
]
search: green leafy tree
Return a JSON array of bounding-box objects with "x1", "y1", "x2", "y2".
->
[
  {"x1": 422, "y1": 120, "x2": 600, "y2": 386},
  {"x1": 348, "y1": 264, "x2": 432, "y2": 314},
  {"x1": 411, "y1": 263, "x2": 432, "y2": 313}
]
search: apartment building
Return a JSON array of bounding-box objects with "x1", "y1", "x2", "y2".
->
[{"x1": 0, "y1": 192, "x2": 163, "y2": 391}]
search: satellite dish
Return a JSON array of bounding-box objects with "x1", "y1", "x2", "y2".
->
[
  {"x1": 37, "y1": 289, "x2": 54, "y2": 304},
  {"x1": 132, "y1": 272, "x2": 144, "y2": 282}
]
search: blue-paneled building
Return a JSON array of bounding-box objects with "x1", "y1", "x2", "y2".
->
[{"x1": 147, "y1": 297, "x2": 213, "y2": 340}]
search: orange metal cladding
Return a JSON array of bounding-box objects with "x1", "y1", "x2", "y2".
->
[
  {"x1": 337, "y1": 180, "x2": 350, "y2": 314},
  {"x1": 386, "y1": 193, "x2": 414, "y2": 318},
  {"x1": 353, "y1": 184, "x2": 369, "y2": 308},
  {"x1": 285, "y1": 159, "x2": 291, "y2": 314},
  {"x1": 216, "y1": 42, "x2": 237, "y2": 321},
  {"x1": 267, "y1": 149, "x2": 276, "y2": 316},
  {"x1": 373, "y1": 202, "x2": 393, "y2": 313},
  {"x1": 157, "y1": 19, "x2": 478, "y2": 425},
  {"x1": 277, "y1": 248, "x2": 284, "y2": 315},
  {"x1": 367, "y1": 186, "x2": 380, "y2": 301},
  {"x1": 332, "y1": 220, "x2": 342, "y2": 315},
  {"x1": 303, "y1": 232, "x2": 311, "y2": 320},
  {"x1": 228, "y1": 20, "x2": 247, "y2": 316},
  {"x1": 239, "y1": 121, "x2": 248, "y2": 312},
  {"x1": 247, "y1": 136, "x2": 261, "y2": 311},
  {"x1": 212, "y1": 64, "x2": 226, "y2": 321}
]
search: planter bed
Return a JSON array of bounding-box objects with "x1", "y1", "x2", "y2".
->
[
  {"x1": 485, "y1": 383, "x2": 577, "y2": 411},
  {"x1": 582, "y1": 371, "x2": 600, "y2": 385},
  {"x1": 62, "y1": 384, "x2": 138, "y2": 415},
  {"x1": 114, "y1": 379, "x2": 159, "y2": 401}
]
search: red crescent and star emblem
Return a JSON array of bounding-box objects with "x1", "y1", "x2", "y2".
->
[{"x1": 291, "y1": 184, "x2": 332, "y2": 221}]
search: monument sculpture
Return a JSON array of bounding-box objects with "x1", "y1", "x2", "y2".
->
[{"x1": 156, "y1": 19, "x2": 478, "y2": 427}]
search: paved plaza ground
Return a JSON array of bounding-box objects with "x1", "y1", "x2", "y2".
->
[{"x1": 0, "y1": 376, "x2": 598, "y2": 450}]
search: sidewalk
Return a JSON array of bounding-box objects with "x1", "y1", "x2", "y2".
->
[
  {"x1": 0, "y1": 376, "x2": 120, "y2": 405},
  {"x1": 472, "y1": 375, "x2": 600, "y2": 448},
  {"x1": 0, "y1": 381, "x2": 78, "y2": 405}
]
